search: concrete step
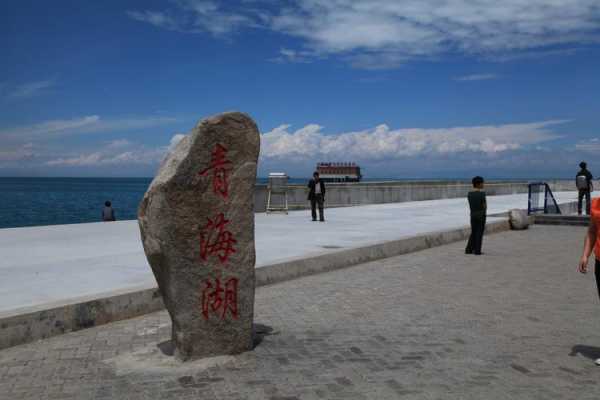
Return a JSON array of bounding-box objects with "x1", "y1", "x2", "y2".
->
[{"x1": 534, "y1": 214, "x2": 590, "y2": 226}]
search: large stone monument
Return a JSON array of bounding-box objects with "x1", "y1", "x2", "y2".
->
[{"x1": 138, "y1": 112, "x2": 260, "y2": 360}]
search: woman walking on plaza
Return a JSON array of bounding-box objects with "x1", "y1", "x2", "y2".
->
[{"x1": 578, "y1": 196, "x2": 600, "y2": 364}]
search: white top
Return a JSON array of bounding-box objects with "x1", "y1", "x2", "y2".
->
[{"x1": 315, "y1": 181, "x2": 321, "y2": 194}]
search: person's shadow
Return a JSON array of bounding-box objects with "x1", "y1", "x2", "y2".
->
[
  {"x1": 253, "y1": 323, "x2": 277, "y2": 348},
  {"x1": 569, "y1": 345, "x2": 600, "y2": 360}
]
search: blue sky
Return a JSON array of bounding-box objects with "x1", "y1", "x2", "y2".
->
[{"x1": 1, "y1": 0, "x2": 599, "y2": 179}]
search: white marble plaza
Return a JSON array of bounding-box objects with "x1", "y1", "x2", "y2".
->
[{"x1": 0, "y1": 191, "x2": 596, "y2": 313}]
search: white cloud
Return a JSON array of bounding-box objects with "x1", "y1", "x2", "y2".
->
[
  {"x1": 128, "y1": 1, "x2": 600, "y2": 68},
  {"x1": 46, "y1": 153, "x2": 103, "y2": 167},
  {"x1": 0, "y1": 115, "x2": 178, "y2": 140},
  {"x1": 270, "y1": 47, "x2": 314, "y2": 64},
  {"x1": 106, "y1": 139, "x2": 132, "y2": 148},
  {"x1": 270, "y1": 0, "x2": 600, "y2": 67},
  {"x1": 45, "y1": 148, "x2": 163, "y2": 167},
  {"x1": 168, "y1": 133, "x2": 187, "y2": 152},
  {"x1": 0, "y1": 143, "x2": 35, "y2": 162},
  {"x1": 454, "y1": 73, "x2": 499, "y2": 82},
  {"x1": 45, "y1": 134, "x2": 185, "y2": 167},
  {"x1": 260, "y1": 120, "x2": 567, "y2": 161},
  {"x1": 94, "y1": 116, "x2": 179, "y2": 132},
  {"x1": 127, "y1": 10, "x2": 180, "y2": 31},
  {"x1": 0, "y1": 116, "x2": 100, "y2": 139},
  {"x1": 128, "y1": 0, "x2": 260, "y2": 36},
  {"x1": 7, "y1": 80, "x2": 55, "y2": 99},
  {"x1": 485, "y1": 47, "x2": 586, "y2": 62},
  {"x1": 0, "y1": 121, "x2": 587, "y2": 176},
  {"x1": 575, "y1": 138, "x2": 600, "y2": 152}
]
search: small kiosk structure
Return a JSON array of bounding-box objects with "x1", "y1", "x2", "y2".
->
[{"x1": 266, "y1": 172, "x2": 289, "y2": 214}]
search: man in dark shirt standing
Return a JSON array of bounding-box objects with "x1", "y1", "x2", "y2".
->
[
  {"x1": 466, "y1": 176, "x2": 486, "y2": 255},
  {"x1": 307, "y1": 171, "x2": 326, "y2": 222},
  {"x1": 576, "y1": 161, "x2": 594, "y2": 215}
]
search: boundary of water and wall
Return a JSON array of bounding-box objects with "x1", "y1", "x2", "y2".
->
[{"x1": 253, "y1": 180, "x2": 574, "y2": 212}]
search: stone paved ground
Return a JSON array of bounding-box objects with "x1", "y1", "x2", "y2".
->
[{"x1": 1, "y1": 225, "x2": 600, "y2": 400}]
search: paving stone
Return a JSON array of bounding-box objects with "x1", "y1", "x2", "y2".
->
[{"x1": 1, "y1": 226, "x2": 600, "y2": 399}]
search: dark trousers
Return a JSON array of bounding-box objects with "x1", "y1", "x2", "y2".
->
[
  {"x1": 466, "y1": 216, "x2": 485, "y2": 254},
  {"x1": 578, "y1": 190, "x2": 591, "y2": 215},
  {"x1": 595, "y1": 259, "x2": 600, "y2": 301},
  {"x1": 311, "y1": 194, "x2": 324, "y2": 221}
]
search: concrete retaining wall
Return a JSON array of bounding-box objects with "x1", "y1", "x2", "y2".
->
[
  {"x1": 0, "y1": 219, "x2": 510, "y2": 350},
  {"x1": 0, "y1": 286, "x2": 164, "y2": 351},
  {"x1": 0, "y1": 180, "x2": 578, "y2": 350},
  {"x1": 254, "y1": 218, "x2": 510, "y2": 286},
  {"x1": 255, "y1": 180, "x2": 575, "y2": 212}
]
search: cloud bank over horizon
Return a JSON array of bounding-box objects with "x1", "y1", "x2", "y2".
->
[
  {"x1": 260, "y1": 120, "x2": 566, "y2": 161},
  {"x1": 257, "y1": 119, "x2": 592, "y2": 178},
  {"x1": 2, "y1": 114, "x2": 591, "y2": 178}
]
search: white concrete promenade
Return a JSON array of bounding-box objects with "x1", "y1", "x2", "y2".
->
[{"x1": 0, "y1": 191, "x2": 595, "y2": 313}]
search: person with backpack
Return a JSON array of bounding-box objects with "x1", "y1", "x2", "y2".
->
[{"x1": 576, "y1": 161, "x2": 594, "y2": 215}]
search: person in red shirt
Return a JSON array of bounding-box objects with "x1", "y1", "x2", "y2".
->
[{"x1": 578, "y1": 197, "x2": 600, "y2": 364}]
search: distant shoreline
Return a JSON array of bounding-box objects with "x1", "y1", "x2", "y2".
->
[{"x1": 0, "y1": 177, "x2": 579, "y2": 230}]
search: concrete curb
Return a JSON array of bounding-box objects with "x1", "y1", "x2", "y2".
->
[
  {"x1": 255, "y1": 219, "x2": 509, "y2": 286},
  {"x1": 0, "y1": 219, "x2": 510, "y2": 350},
  {"x1": 0, "y1": 285, "x2": 163, "y2": 351},
  {"x1": 532, "y1": 201, "x2": 590, "y2": 226}
]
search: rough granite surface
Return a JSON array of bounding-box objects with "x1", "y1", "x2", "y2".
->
[
  {"x1": 138, "y1": 112, "x2": 260, "y2": 360},
  {"x1": 509, "y1": 208, "x2": 530, "y2": 230}
]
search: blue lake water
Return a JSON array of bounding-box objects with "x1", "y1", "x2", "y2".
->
[
  {"x1": 0, "y1": 176, "x2": 503, "y2": 229},
  {"x1": 0, "y1": 177, "x2": 307, "y2": 229},
  {"x1": 0, "y1": 178, "x2": 153, "y2": 229}
]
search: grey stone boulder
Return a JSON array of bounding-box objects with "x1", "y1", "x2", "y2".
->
[
  {"x1": 509, "y1": 209, "x2": 529, "y2": 230},
  {"x1": 138, "y1": 112, "x2": 260, "y2": 361}
]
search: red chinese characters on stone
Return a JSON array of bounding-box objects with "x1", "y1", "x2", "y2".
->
[
  {"x1": 201, "y1": 277, "x2": 239, "y2": 320},
  {"x1": 200, "y1": 213, "x2": 237, "y2": 264},
  {"x1": 198, "y1": 143, "x2": 240, "y2": 320},
  {"x1": 199, "y1": 143, "x2": 232, "y2": 199}
]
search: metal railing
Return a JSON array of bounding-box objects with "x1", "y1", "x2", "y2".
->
[{"x1": 528, "y1": 182, "x2": 561, "y2": 215}]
